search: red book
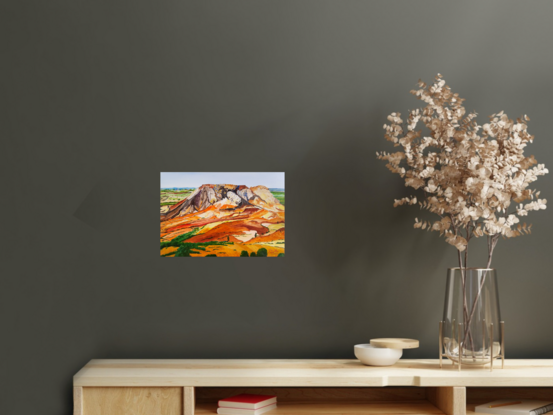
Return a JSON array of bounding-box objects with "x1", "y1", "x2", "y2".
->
[{"x1": 218, "y1": 394, "x2": 277, "y2": 410}]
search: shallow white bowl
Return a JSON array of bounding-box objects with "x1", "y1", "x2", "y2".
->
[{"x1": 354, "y1": 344, "x2": 403, "y2": 366}]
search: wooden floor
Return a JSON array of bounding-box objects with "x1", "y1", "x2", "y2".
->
[{"x1": 196, "y1": 401, "x2": 444, "y2": 414}]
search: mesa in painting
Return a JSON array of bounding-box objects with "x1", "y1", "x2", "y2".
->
[{"x1": 160, "y1": 172, "x2": 285, "y2": 257}]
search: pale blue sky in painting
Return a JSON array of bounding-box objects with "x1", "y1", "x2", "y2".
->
[{"x1": 160, "y1": 172, "x2": 284, "y2": 189}]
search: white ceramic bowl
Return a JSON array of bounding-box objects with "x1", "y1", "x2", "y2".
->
[{"x1": 354, "y1": 344, "x2": 403, "y2": 366}]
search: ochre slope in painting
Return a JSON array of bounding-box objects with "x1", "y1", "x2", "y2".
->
[{"x1": 160, "y1": 184, "x2": 284, "y2": 257}]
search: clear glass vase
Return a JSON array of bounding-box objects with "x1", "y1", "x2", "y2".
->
[{"x1": 441, "y1": 268, "x2": 503, "y2": 366}]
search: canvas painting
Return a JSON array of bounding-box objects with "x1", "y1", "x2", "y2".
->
[{"x1": 160, "y1": 172, "x2": 285, "y2": 257}]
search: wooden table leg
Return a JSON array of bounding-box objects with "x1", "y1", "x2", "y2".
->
[
  {"x1": 74, "y1": 387, "x2": 83, "y2": 415},
  {"x1": 184, "y1": 387, "x2": 195, "y2": 415},
  {"x1": 427, "y1": 386, "x2": 466, "y2": 415}
]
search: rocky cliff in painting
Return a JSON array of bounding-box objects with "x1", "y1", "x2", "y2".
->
[{"x1": 160, "y1": 184, "x2": 285, "y2": 257}]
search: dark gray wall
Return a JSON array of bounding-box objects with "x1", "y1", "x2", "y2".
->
[{"x1": 2, "y1": 1, "x2": 553, "y2": 413}]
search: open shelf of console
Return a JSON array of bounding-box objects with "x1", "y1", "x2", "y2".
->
[{"x1": 195, "y1": 386, "x2": 456, "y2": 414}]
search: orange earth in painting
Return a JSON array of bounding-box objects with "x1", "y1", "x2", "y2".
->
[{"x1": 160, "y1": 184, "x2": 284, "y2": 257}]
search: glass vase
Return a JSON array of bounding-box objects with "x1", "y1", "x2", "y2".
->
[{"x1": 441, "y1": 268, "x2": 504, "y2": 366}]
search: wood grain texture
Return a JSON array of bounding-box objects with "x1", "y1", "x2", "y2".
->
[
  {"x1": 73, "y1": 359, "x2": 553, "y2": 387},
  {"x1": 82, "y1": 387, "x2": 182, "y2": 415},
  {"x1": 196, "y1": 402, "x2": 443, "y2": 414},
  {"x1": 370, "y1": 339, "x2": 419, "y2": 349},
  {"x1": 73, "y1": 387, "x2": 83, "y2": 415},
  {"x1": 196, "y1": 387, "x2": 426, "y2": 403},
  {"x1": 427, "y1": 387, "x2": 466, "y2": 415},
  {"x1": 184, "y1": 386, "x2": 195, "y2": 415}
]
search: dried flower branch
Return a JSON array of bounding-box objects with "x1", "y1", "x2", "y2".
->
[{"x1": 378, "y1": 74, "x2": 548, "y2": 268}]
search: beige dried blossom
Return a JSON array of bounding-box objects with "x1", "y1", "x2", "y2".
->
[{"x1": 378, "y1": 74, "x2": 548, "y2": 268}]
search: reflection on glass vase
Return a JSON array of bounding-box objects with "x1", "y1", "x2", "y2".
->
[{"x1": 440, "y1": 268, "x2": 505, "y2": 369}]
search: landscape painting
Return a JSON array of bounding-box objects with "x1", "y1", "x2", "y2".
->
[{"x1": 160, "y1": 172, "x2": 285, "y2": 257}]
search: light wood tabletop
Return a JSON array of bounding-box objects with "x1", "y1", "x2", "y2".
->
[{"x1": 73, "y1": 359, "x2": 553, "y2": 387}]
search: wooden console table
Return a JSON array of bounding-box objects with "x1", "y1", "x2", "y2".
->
[{"x1": 73, "y1": 359, "x2": 553, "y2": 415}]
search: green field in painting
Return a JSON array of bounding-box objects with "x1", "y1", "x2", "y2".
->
[
  {"x1": 160, "y1": 188, "x2": 195, "y2": 207},
  {"x1": 271, "y1": 191, "x2": 285, "y2": 205}
]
